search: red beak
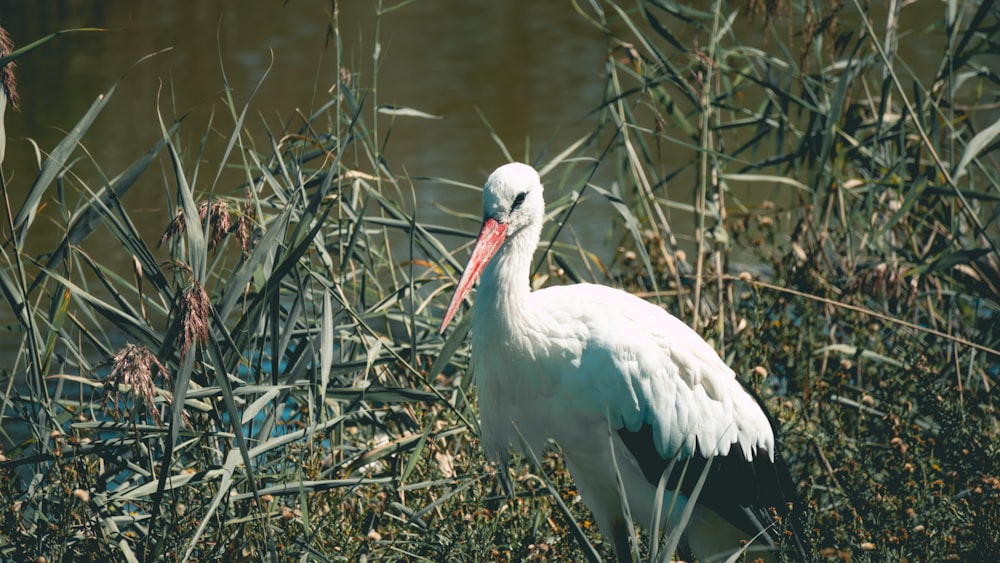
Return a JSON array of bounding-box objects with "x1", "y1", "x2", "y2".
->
[{"x1": 439, "y1": 217, "x2": 508, "y2": 333}]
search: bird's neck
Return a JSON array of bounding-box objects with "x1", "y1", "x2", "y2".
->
[{"x1": 474, "y1": 230, "x2": 537, "y2": 331}]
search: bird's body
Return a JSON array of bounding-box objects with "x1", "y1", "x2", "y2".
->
[{"x1": 441, "y1": 163, "x2": 803, "y2": 562}]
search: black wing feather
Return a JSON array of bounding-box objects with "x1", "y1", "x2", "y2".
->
[{"x1": 616, "y1": 378, "x2": 806, "y2": 556}]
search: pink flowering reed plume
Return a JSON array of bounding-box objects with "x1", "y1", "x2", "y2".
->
[
  {"x1": 178, "y1": 281, "x2": 210, "y2": 360},
  {"x1": 0, "y1": 25, "x2": 18, "y2": 110},
  {"x1": 159, "y1": 199, "x2": 256, "y2": 253},
  {"x1": 104, "y1": 344, "x2": 172, "y2": 425}
]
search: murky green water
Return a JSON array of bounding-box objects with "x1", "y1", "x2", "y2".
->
[{"x1": 0, "y1": 0, "x2": 956, "y2": 365}]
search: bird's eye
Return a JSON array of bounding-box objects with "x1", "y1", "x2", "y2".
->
[{"x1": 511, "y1": 191, "x2": 527, "y2": 211}]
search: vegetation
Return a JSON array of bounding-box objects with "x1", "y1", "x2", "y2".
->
[{"x1": 1, "y1": 0, "x2": 997, "y2": 561}]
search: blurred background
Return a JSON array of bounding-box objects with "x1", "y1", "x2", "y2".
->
[
  {"x1": 0, "y1": 0, "x2": 611, "y2": 255},
  {"x1": 0, "y1": 1, "x2": 958, "y2": 266}
]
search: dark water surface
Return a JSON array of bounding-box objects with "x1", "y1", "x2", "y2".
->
[
  {"x1": 2, "y1": 0, "x2": 608, "y2": 235},
  {"x1": 0, "y1": 1, "x2": 958, "y2": 366},
  {"x1": 0, "y1": 0, "x2": 613, "y2": 361}
]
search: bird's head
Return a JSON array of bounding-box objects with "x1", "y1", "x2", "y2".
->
[
  {"x1": 439, "y1": 163, "x2": 544, "y2": 333},
  {"x1": 481, "y1": 162, "x2": 544, "y2": 234}
]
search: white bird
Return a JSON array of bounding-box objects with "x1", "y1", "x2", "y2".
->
[{"x1": 439, "y1": 163, "x2": 805, "y2": 562}]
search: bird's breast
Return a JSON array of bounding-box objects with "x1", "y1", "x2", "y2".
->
[{"x1": 471, "y1": 319, "x2": 602, "y2": 460}]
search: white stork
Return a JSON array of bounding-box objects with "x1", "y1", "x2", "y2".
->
[{"x1": 439, "y1": 163, "x2": 805, "y2": 562}]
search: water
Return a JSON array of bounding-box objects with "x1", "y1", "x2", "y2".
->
[
  {"x1": 0, "y1": 0, "x2": 615, "y2": 359},
  {"x1": 0, "y1": 0, "x2": 608, "y2": 238},
  {"x1": 0, "y1": 1, "x2": 964, "y2": 369}
]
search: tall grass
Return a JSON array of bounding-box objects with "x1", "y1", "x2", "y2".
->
[
  {"x1": 0, "y1": 1, "x2": 997, "y2": 562},
  {"x1": 585, "y1": 0, "x2": 1000, "y2": 560}
]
